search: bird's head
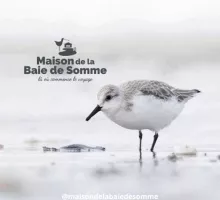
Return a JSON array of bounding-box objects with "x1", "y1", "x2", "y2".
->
[{"x1": 86, "y1": 85, "x2": 122, "y2": 121}]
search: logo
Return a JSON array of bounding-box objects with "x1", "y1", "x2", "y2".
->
[
  {"x1": 55, "y1": 38, "x2": 77, "y2": 56},
  {"x1": 24, "y1": 39, "x2": 107, "y2": 83}
]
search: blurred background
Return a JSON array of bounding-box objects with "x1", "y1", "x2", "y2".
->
[
  {"x1": 0, "y1": 0, "x2": 219, "y2": 148},
  {"x1": 0, "y1": 1, "x2": 220, "y2": 199}
]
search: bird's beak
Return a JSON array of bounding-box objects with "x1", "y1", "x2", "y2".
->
[{"x1": 86, "y1": 105, "x2": 102, "y2": 121}]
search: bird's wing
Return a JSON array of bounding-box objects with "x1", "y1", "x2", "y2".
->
[
  {"x1": 121, "y1": 80, "x2": 200, "y2": 102},
  {"x1": 120, "y1": 80, "x2": 175, "y2": 101},
  {"x1": 139, "y1": 81, "x2": 175, "y2": 101}
]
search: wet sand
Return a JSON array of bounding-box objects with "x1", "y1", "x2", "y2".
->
[{"x1": 0, "y1": 147, "x2": 220, "y2": 200}]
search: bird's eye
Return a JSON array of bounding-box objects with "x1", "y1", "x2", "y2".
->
[{"x1": 105, "y1": 95, "x2": 112, "y2": 101}]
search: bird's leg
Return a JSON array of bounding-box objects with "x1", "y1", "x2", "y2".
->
[
  {"x1": 139, "y1": 130, "x2": 143, "y2": 160},
  {"x1": 139, "y1": 130, "x2": 143, "y2": 151},
  {"x1": 150, "y1": 132, "x2": 159, "y2": 152}
]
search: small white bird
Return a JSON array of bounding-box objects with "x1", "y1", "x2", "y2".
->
[{"x1": 86, "y1": 80, "x2": 200, "y2": 155}]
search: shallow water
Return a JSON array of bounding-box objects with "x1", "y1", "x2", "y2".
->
[{"x1": 0, "y1": 146, "x2": 220, "y2": 200}]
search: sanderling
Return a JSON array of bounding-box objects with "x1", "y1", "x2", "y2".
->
[{"x1": 86, "y1": 80, "x2": 200, "y2": 155}]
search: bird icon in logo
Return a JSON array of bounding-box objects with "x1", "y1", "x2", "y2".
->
[
  {"x1": 55, "y1": 38, "x2": 69, "y2": 51},
  {"x1": 55, "y1": 38, "x2": 77, "y2": 56}
]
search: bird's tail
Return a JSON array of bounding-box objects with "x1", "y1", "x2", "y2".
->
[{"x1": 173, "y1": 89, "x2": 201, "y2": 102}]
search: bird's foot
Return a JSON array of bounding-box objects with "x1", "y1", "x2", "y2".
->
[{"x1": 150, "y1": 149, "x2": 157, "y2": 158}]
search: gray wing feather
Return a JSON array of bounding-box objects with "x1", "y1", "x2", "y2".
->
[
  {"x1": 120, "y1": 80, "x2": 200, "y2": 102},
  {"x1": 173, "y1": 89, "x2": 201, "y2": 102},
  {"x1": 121, "y1": 80, "x2": 174, "y2": 101},
  {"x1": 140, "y1": 86, "x2": 174, "y2": 100},
  {"x1": 139, "y1": 81, "x2": 200, "y2": 102}
]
